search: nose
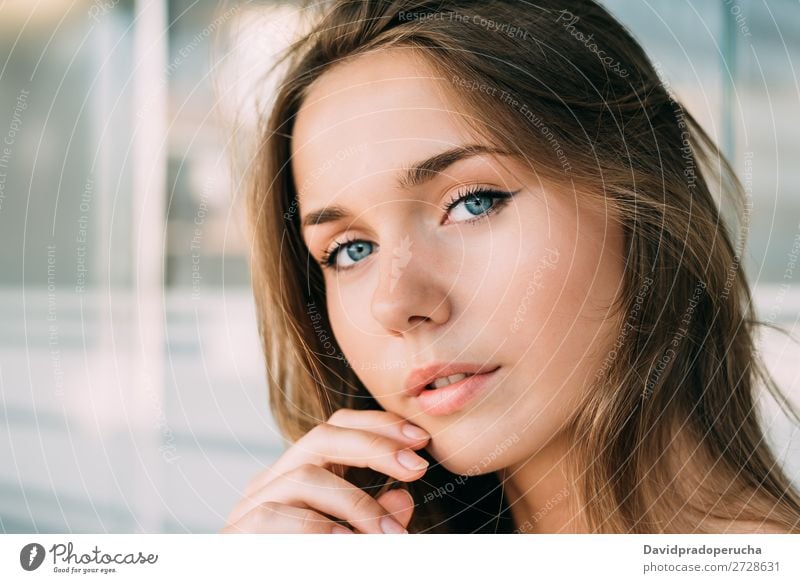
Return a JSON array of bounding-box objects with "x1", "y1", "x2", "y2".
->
[{"x1": 370, "y1": 232, "x2": 452, "y2": 335}]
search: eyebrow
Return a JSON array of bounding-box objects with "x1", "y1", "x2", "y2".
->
[{"x1": 300, "y1": 144, "x2": 507, "y2": 231}]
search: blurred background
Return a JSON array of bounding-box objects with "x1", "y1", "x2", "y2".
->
[{"x1": 0, "y1": 0, "x2": 798, "y2": 533}]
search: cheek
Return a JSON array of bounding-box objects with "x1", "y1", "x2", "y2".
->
[
  {"x1": 507, "y1": 198, "x2": 624, "y2": 393},
  {"x1": 436, "y1": 200, "x2": 623, "y2": 470},
  {"x1": 466, "y1": 196, "x2": 568, "y2": 338},
  {"x1": 326, "y1": 284, "x2": 404, "y2": 399},
  {"x1": 325, "y1": 265, "x2": 378, "y2": 350}
]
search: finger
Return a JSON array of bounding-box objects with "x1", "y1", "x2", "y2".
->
[
  {"x1": 376, "y1": 488, "x2": 415, "y2": 530},
  {"x1": 233, "y1": 464, "x2": 409, "y2": 534},
  {"x1": 221, "y1": 501, "x2": 354, "y2": 534},
  {"x1": 290, "y1": 424, "x2": 430, "y2": 479},
  {"x1": 251, "y1": 424, "x2": 430, "y2": 497},
  {"x1": 323, "y1": 408, "x2": 431, "y2": 479},
  {"x1": 243, "y1": 410, "x2": 430, "y2": 498},
  {"x1": 326, "y1": 408, "x2": 431, "y2": 447}
]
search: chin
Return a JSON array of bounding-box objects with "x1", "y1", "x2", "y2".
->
[{"x1": 425, "y1": 431, "x2": 522, "y2": 476}]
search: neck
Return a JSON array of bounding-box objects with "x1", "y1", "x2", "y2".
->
[{"x1": 499, "y1": 430, "x2": 585, "y2": 533}]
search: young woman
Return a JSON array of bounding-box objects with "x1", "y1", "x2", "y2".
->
[{"x1": 222, "y1": 0, "x2": 800, "y2": 534}]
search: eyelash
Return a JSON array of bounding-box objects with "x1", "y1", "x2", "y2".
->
[{"x1": 318, "y1": 185, "x2": 517, "y2": 271}]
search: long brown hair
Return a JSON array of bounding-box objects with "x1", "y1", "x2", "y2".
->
[{"x1": 244, "y1": 0, "x2": 800, "y2": 532}]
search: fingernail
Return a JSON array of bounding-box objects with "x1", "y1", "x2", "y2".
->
[
  {"x1": 380, "y1": 516, "x2": 408, "y2": 534},
  {"x1": 331, "y1": 525, "x2": 354, "y2": 534},
  {"x1": 401, "y1": 423, "x2": 430, "y2": 441},
  {"x1": 396, "y1": 449, "x2": 429, "y2": 471}
]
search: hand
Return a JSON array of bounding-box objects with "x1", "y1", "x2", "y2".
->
[{"x1": 220, "y1": 408, "x2": 431, "y2": 534}]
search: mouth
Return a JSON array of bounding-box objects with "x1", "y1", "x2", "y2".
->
[
  {"x1": 413, "y1": 366, "x2": 501, "y2": 416},
  {"x1": 404, "y1": 362, "x2": 501, "y2": 398},
  {"x1": 423, "y1": 372, "x2": 477, "y2": 391}
]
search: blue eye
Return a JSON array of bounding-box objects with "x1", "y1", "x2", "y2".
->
[
  {"x1": 318, "y1": 186, "x2": 517, "y2": 272},
  {"x1": 321, "y1": 238, "x2": 374, "y2": 270},
  {"x1": 445, "y1": 187, "x2": 515, "y2": 222}
]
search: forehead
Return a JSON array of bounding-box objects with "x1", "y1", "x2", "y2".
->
[{"x1": 290, "y1": 48, "x2": 478, "y2": 206}]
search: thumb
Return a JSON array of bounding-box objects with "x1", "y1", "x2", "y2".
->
[{"x1": 375, "y1": 488, "x2": 415, "y2": 530}]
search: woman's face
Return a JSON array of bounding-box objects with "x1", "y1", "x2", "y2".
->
[{"x1": 292, "y1": 48, "x2": 625, "y2": 475}]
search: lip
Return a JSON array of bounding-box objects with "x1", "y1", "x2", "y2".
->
[
  {"x1": 405, "y1": 363, "x2": 501, "y2": 416},
  {"x1": 404, "y1": 362, "x2": 500, "y2": 397}
]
